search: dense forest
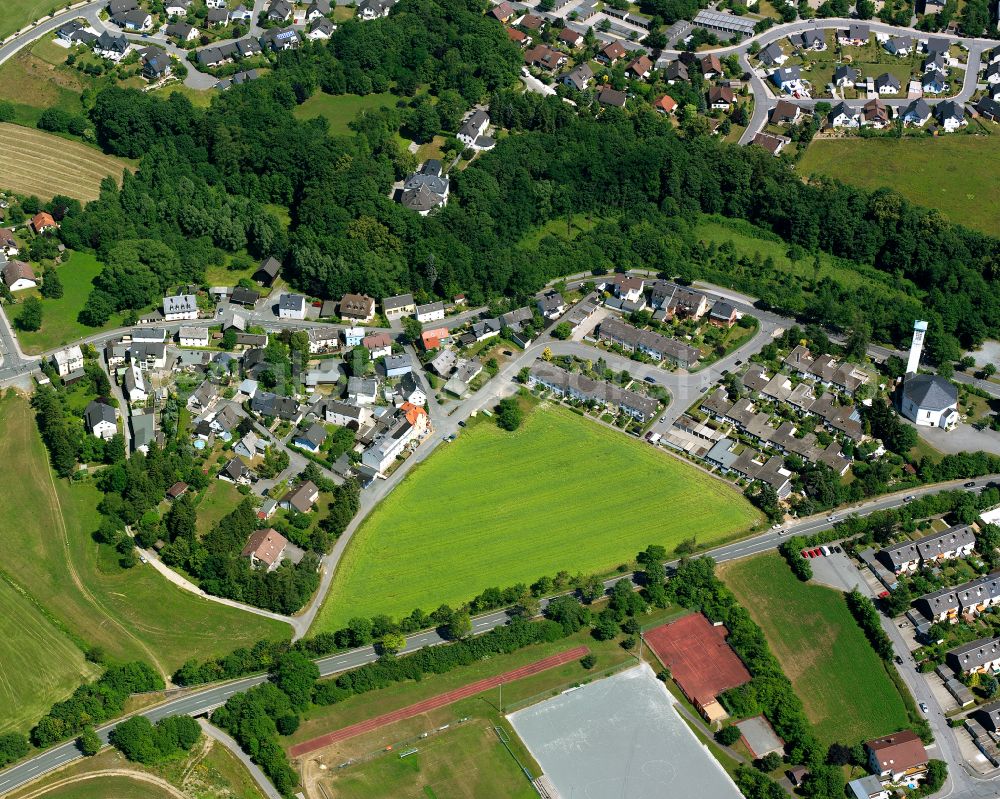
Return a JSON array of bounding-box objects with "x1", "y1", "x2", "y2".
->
[{"x1": 54, "y1": 0, "x2": 1000, "y2": 363}]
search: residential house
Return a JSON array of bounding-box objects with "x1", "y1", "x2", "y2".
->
[
  {"x1": 307, "y1": 17, "x2": 335, "y2": 39},
  {"x1": 220, "y1": 457, "x2": 255, "y2": 486},
  {"x1": 828, "y1": 101, "x2": 860, "y2": 128},
  {"x1": 2, "y1": 261, "x2": 36, "y2": 291},
  {"x1": 266, "y1": 0, "x2": 293, "y2": 21},
  {"x1": 790, "y1": 29, "x2": 825, "y2": 50},
  {"x1": 400, "y1": 160, "x2": 449, "y2": 214},
  {"x1": 342, "y1": 326, "x2": 364, "y2": 347},
  {"x1": 281, "y1": 481, "x2": 319, "y2": 513},
  {"x1": 653, "y1": 94, "x2": 677, "y2": 114},
  {"x1": 839, "y1": 24, "x2": 869, "y2": 46},
  {"x1": 597, "y1": 318, "x2": 699, "y2": 368},
  {"x1": 166, "y1": 481, "x2": 188, "y2": 500},
  {"x1": 537, "y1": 291, "x2": 565, "y2": 319},
  {"x1": 234, "y1": 430, "x2": 265, "y2": 458},
  {"x1": 325, "y1": 399, "x2": 369, "y2": 428},
  {"x1": 885, "y1": 35, "x2": 913, "y2": 56},
  {"x1": 987, "y1": 62, "x2": 1000, "y2": 85},
  {"x1": 31, "y1": 212, "x2": 57, "y2": 235},
  {"x1": 130, "y1": 413, "x2": 157, "y2": 454},
  {"x1": 524, "y1": 44, "x2": 565, "y2": 71},
  {"x1": 305, "y1": 359, "x2": 341, "y2": 388},
  {"x1": 165, "y1": 0, "x2": 191, "y2": 13},
  {"x1": 902, "y1": 98, "x2": 932, "y2": 126},
  {"x1": 166, "y1": 21, "x2": 199, "y2": 41},
  {"x1": 490, "y1": 1, "x2": 514, "y2": 21},
  {"x1": 51, "y1": 345, "x2": 84, "y2": 377},
  {"x1": 862, "y1": 98, "x2": 890, "y2": 128},
  {"x1": 708, "y1": 86, "x2": 735, "y2": 110},
  {"x1": 123, "y1": 364, "x2": 147, "y2": 403},
  {"x1": 0, "y1": 228, "x2": 18, "y2": 257},
  {"x1": 833, "y1": 65, "x2": 859, "y2": 87},
  {"x1": 187, "y1": 380, "x2": 219, "y2": 413},
  {"x1": 116, "y1": 8, "x2": 152, "y2": 30},
  {"x1": 923, "y1": 52, "x2": 946, "y2": 73},
  {"x1": 758, "y1": 42, "x2": 787, "y2": 67},
  {"x1": 648, "y1": 281, "x2": 709, "y2": 319},
  {"x1": 383, "y1": 293, "x2": 416, "y2": 320},
  {"x1": 558, "y1": 27, "x2": 583, "y2": 47},
  {"x1": 977, "y1": 96, "x2": 1000, "y2": 122},
  {"x1": 700, "y1": 54, "x2": 723, "y2": 78},
  {"x1": 231, "y1": 3, "x2": 253, "y2": 21},
  {"x1": 770, "y1": 66, "x2": 803, "y2": 93},
  {"x1": 259, "y1": 26, "x2": 300, "y2": 51},
  {"x1": 500, "y1": 307, "x2": 534, "y2": 346},
  {"x1": 416, "y1": 300, "x2": 446, "y2": 323},
  {"x1": 85, "y1": 401, "x2": 117, "y2": 440},
  {"x1": 178, "y1": 326, "x2": 210, "y2": 347},
  {"x1": 561, "y1": 62, "x2": 594, "y2": 91},
  {"x1": 919, "y1": 573, "x2": 1000, "y2": 622},
  {"x1": 94, "y1": 31, "x2": 129, "y2": 60},
  {"x1": 251, "y1": 391, "x2": 302, "y2": 423},
  {"x1": 597, "y1": 41, "x2": 628, "y2": 65},
  {"x1": 357, "y1": 0, "x2": 395, "y2": 18},
  {"x1": 948, "y1": 637, "x2": 1000, "y2": 675},
  {"x1": 847, "y1": 776, "x2": 891, "y2": 799},
  {"x1": 230, "y1": 286, "x2": 259, "y2": 307},
  {"x1": 626, "y1": 55, "x2": 653, "y2": 80},
  {"x1": 253, "y1": 257, "x2": 281, "y2": 286},
  {"x1": 878, "y1": 525, "x2": 975, "y2": 572},
  {"x1": 664, "y1": 60, "x2": 689, "y2": 82},
  {"x1": 597, "y1": 88, "x2": 627, "y2": 109},
  {"x1": 457, "y1": 110, "x2": 492, "y2": 149},
  {"x1": 279, "y1": 293, "x2": 307, "y2": 320},
  {"x1": 866, "y1": 730, "x2": 928, "y2": 783},
  {"x1": 399, "y1": 372, "x2": 426, "y2": 406},
  {"x1": 752, "y1": 132, "x2": 790, "y2": 157},
  {"x1": 363, "y1": 331, "x2": 393, "y2": 359},
  {"x1": 307, "y1": 0, "x2": 331, "y2": 17},
  {"x1": 518, "y1": 13, "x2": 544, "y2": 30},
  {"x1": 108, "y1": 0, "x2": 138, "y2": 15},
  {"x1": 307, "y1": 327, "x2": 339, "y2": 353},
  {"x1": 163, "y1": 294, "x2": 198, "y2": 321},
  {"x1": 770, "y1": 99, "x2": 801, "y2": 125},
  {"x1": 384, "y1": 353, "x2": 412, "y2": 378},
  {"x1": 528, "y1": 362, "x2": 659, "y2": 422},
  {"x1": 935, "y1": 100, "x2": 966, "y2": 132},
  {"x1": 874, "y1": 72, "x2": 901, "y2": 94},
  {"x1": 421, "y1": 327, "x2": 450, "y2": 351},
  {"x1": 293, "y1": 422, "x2": 328, "y2": 453},
  {"x1": 506, "y1": 27, "x2": 527, "y2": 46},
  {"x1": 709, "y1": 301, "x2": 737, "y2": 328},
  {"x1": 347, "y1": 376, "x2": 379, "y2": 405},
  {"x1": 429, "y1": 348, "x2": 457, "y2": 375},
  {"x1": 241, "y1": 529, "x2": 287, "y2": 571}
]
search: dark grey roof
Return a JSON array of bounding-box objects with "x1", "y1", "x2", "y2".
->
[
  {"x1": 902, "y1": 373, "x2": 957, "y2": 411},
  {"x1": 759, "y1": 42, "x2": 783, "y2": 64},
  {"x1": 833, "y1": 65, "x2": 858, "y2": 82},
  {"x1": 935, "y1": 100, "x2": 965, "y2": 123},
  {"x1": 904, "y1": 98, "x2": 931, "y2": 119},
  {"x1": 875, "y1": 72, "x2": 900, "y2": 90},
  {"x1": 85, "y1": 400, "x2": 116, "y2": 428},
  {"x1": 948, "y1": 636, "x2": 1000, "y2": 671},
  {"x1": 279, "y1": 293, "x2": 306, "y2": 312}
]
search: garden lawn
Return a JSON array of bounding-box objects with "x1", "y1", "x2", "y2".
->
[
  {"x1": 0, "y1": 576, "x2": 98, "y2": 734},
  {"x1": 798, "y1": 136, "x2": 1000, "y2": 235},
  {"x1": 293, "y1": 92, "x2": 398, "y2": 136},
  {"x1": 196, "y1": 478, "x2": 245, "y2": 537},
  {"x1": 15, "y1": 252, "x2": 125, "y2": 354},
  {"x1": 0, "y1": 393, "x2": 290, "y2": 682},
  {"x1": 719, "y1": 553, "x2": 911, "y2": 746},
  {"x1": 314, "y1": 404, "x2": 760, "y2": 632}
]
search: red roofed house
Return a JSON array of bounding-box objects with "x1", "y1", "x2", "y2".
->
[
  {"x1": 490, "y1": 1, "x2": 514, "y2": 21},
  {"x1": 700, "y1": 53, "x2": 723, "y2": 77},
  {"x1": 506, "y1": 26, "x2": 527, "y2": 45},
  {"x1": 166, "y1": 481, "x2": 189, "y2": 500},
  {"x1": 362, "y1": 331, "x2": 392, "y2": 358},
  {"x1": 421, "y1": 327, "x2": 450, "y2": 350},
  {"x1": 518, "y1": 13, "x2": 544, "y2": 30},
  {"x1": 2, "y1": 260, "x2": 37, "y2": 292},
  {"x1": 524, "y1": 44, "x2": 565, "y2": 70},
  {"x1": 626, "y1": 55, "x2": 653, "y2": 79},
  {"x1": 597, "y1": 41, "x2": 627, "y2": 64},
  {"x1": 558, "y1": 27, "x2": 583, "y2": 47},
  {"x1": 241, "y1": 528, "x2": 288, "y2": 571},
  {"x1": 31, "y1": 211, "x2": 57, "y2": 235},
  {"x1": 866, "y1": 730, "x2": 929, "y2": 782},
  {"x1": 402, "y1": 401, "x2": 430, "y2": 435},
  {"x1": 653, "y1": 94, "x2": 677, "y2": 114}
]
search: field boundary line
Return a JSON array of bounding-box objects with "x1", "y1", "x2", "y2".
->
[{"x1": 289, "y1": 646, "x2": 589, "y2": 757}]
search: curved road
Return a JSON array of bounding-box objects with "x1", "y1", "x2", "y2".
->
[{"x1": 1, "y1": 474, "x2": 995, "y2": 796}]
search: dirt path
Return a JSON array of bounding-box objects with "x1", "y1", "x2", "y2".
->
[
  {"x1": 16, "y1": 768, "x2": 188, "y2": 799},
  {"x1": 23, "y1": 397, "x2": 169, "y2": 681},
  {"x1": 290, "y1": 646, "x2": 589, "y2": 757}
]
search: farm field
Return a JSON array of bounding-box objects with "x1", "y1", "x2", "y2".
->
[
  {"x1": 0, "y1": 392, "x2": 290, "y2": 682},
  {"x1": 15, "y1": 252, "x2": 126, "y2": 354},
  {"x1": 294, "y1": 92, "x2": 399, "y2": 135},
  {"x1": 13, "y1": 775, "x2": 180, "y2": 799},
  {"x1": 0, "y1": 123, "x2": 130, "y2": 201},
  {"x1": 314, "y1": 404, "x2": 760, "y2": 632},
  {"x1": 798, "y1": 135, "x2": 1000, "y2": 235},
  {"x1": 719, "y1": 553, "x2": 911, "y2": 746},
  {"x1": 0, "y1": 576, "x2": 98, "y2": 734},
  {"x1": 0, "y1": 0, "x2": 58, "y2": 41}
]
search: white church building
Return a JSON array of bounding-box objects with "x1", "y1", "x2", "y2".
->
[{"x1": 899, "y1": 320, "x2": 958, "y2": 429}]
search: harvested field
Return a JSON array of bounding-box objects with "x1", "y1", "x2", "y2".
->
[{"x1": 0, "y1": 123, "x2": 130, "y2": 201}]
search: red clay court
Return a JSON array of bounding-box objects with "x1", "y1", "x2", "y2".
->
[
  {"x1": 289, "y1": 645, "x2": 589, "y2": 757},
  {"x1": 643, "y1": 613, "x2": 750, "y2": 707}
]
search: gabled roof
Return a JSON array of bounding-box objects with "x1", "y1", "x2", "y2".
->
[
  {"x1": 241, "y1": 528, "x2": 287, "y2": 566},
  {"x1": 904, "y1": 98, "x2": 931, "y2": 119},
  {"x1": 85, "y1": 400, "x2": 116, "y2": 428},
  {"x1": 902, "y1": 373, "x2": 956, "y2": 410},
  {"x1": 866, "y1": 730, "x2": 927, "y2": 773}
]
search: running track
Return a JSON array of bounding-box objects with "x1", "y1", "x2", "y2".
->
[{"x1": 290, "y1": 646, "x2": 590, "y2": 757}]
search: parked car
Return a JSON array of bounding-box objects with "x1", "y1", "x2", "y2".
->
[
  {"x1": 878, "y1": 590, "x2": 890, "y2": 599},
  {"x1": 919, "y1": 702, "x2": 929, "y2": 714},
  {"x1": 720, "y1": 369, "x2": 729, "y2": 376},
  {"x1": 826, "y1": 515, "x2": 836, "y2": 522},
  {"x1": 903, "y1": 495, "x2": 915, "y2": 502},
  {"x1": 458, "y1": 420, "x2": 466, "y2": 427},
  {"x1": 735, "y1": 360, "x2": 743, "y2": 366},
  {"x1": 644, "y1": 376, "x2": 656, "y2": 383},
  {"x1": 833, "y1": 546, "x2": 842, "y2": 553},
  {"x1": 699, "y1": 386, "x2": 708, "y2": 393},
  {"x1": 894, "y1": 655, "x2": 904, "y2": 665},
  {"x1": 801, "y1": 549, "x2": 810, "y2": 558}
]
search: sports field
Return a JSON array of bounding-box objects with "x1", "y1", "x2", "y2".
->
[
  {"x1": 0, "y1": 577, "x2": 97, "y2": 734},
  {"x1": 0, "y1": 393, "x2": 289, "y2": 687},
  {"x1": 0, "y1": 123, "x2": 129, "y2": 201},
  {"x1": 798, "y1": 136, "x2": 1000, "y2": 235},
  {"x1": 293, "y1": 92, "x2": 398, "y2": 135},
  {"x1": 314, "y1": 404, "x2": 760, "y2": 632},
  {"x1": 719, "y1": 553, "x2": 910, "y2": 746}
]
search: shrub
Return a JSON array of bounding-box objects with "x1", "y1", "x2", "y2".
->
[{"x1": 715, "y1": 725, "x2": 742, "y2": 746}]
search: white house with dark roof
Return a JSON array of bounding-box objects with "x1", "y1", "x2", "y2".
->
[
  {"x1": 163, "y1": 294, "x2": 199, "y2": 321},
  {"x1": 828, "y1": 101, "x2": 860, "y2": 128},
  {"x1": 124, "y1": 364, "x2": 148, "y2": 403},
  {"x1": 400, "y1": 161, "x2": 449, "y2": 215},
  {"x1": 383, "y1": 293, "x2": 416, "y2": 319},
  {"x1": 900, "y1": 374, "x2": 958, "y2": 428},
  {"x1": 85, "y1": 400, "x2": 117, "y2": 440},
  {"x1": 179, "y1": 326, "x2": 210, "y2": 347},
  {"x1": 416, "y1": 300, "x2": 446, "y2": 323},
  {"x1": 935, "y1": 100, "x2": 966, "y2": 132},
  {"x1": 948, "y1": 637, "x2": 1000, "y2": 675},
  {"x1": 457, "y1": 110, "x2": 494, "y2": 150},
  {"x1": 770, "y1": 66, "x2": 803, "y2": 93},
  {"x1": 279, "y1": 293, "x2": 307, "y2": 320},
  {"x1": 902, "y1": 98, "x2": 932, "y2": 126}
]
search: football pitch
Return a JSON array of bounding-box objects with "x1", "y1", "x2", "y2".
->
[{"x1": 314, "y1": 404, "x2": 760, "y2": 632}]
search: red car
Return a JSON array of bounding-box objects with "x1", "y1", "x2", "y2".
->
[
  {"x1": 801, "y1": 550, "x2": 810, "y2": 558},
  {"x1": 878, "y1": 591, "x2": 890, "y2": 599}
]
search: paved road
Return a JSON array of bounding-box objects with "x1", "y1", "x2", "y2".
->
[
  {"x1": 198, "y1": 719, "x2": 282, "y2": 799},
  {"x1": 0, "y1": 0, "x2": 106, "y2": 67},
  {"x1": 2, "y1": 474, "x2": 993, "y2": 796}
]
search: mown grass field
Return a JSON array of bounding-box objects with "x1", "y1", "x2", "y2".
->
[
  {"x1": 798, "y1": 135, "x2": 1000, "y2": 235},
  {"x1": 0, "y1": 576, "x2": 98, "y2": 734},
  {"x1": 15, "y1": 776, "x2": 179, "y2": 799},
  {"x1": 0, "y1": 123, "x2": 130, "y2": 201},
  {"x1": 195, "y1": 478, "x2": 244, "y2": 537},
  {"x1": 0, "y1": 392, "x2": 290, "y2": 686},
  {"x1": 294, "y1": 92, "x2": 399, "y2": 136},
  {"x1": 15, "y1": 251, "x2": 122, "y2": 354},
  {"x1": 314, "y1": 405, "x2": 760, "y2": 632},
  {"x1": 0, "y1": 0, "x2": 56, "y2": 40},
  {"x1": 719, "y1": 553, "x2": 911, "y2": 746}
]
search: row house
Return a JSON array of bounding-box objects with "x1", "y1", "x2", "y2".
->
[
  {"x1": 597, "y1": 318, "x2": 700, "y2": 369},
  {"x1": 947, "y1": 636, "x2": 1000, "y2": 675},
  {"x1": 783, "y1": 345, "x2": 869, "y2": 394},
  {"x1": 648, "y1": 280, "x2": 710, "y2": 320},
  {"x1": 917, "y1": 573, "x2": 1000, "y2": 623},
  {"x1": 528, "y1": 362, "x2": 659, "y2": 423},
  {"x1": 878, "y1": 525, "x2": 977, "y2": 574}
]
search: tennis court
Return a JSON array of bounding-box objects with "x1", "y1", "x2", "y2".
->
[{"x1": 508, "y1": 664, "x2": 744, "y2": 799}]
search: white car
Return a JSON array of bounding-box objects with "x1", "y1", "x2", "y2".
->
[{"x1": 919, "y1": 702, "x2": 929, "y2": 714}]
